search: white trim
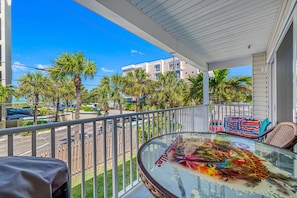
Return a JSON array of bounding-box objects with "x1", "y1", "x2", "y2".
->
[
  {"x1": 293, "y1": 7, "x2": 297, "y2": 123},
  {"x1": 267, "y1": 0, "x2": 297, "y2": 64}
]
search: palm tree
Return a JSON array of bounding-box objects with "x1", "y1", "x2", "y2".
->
[
  {"x1": 0, "y1": 84, "x2": 17, "y2": 125},
  {"x1": 156, "y1": 71, "x2": 186, "y2": 108},
  {"x1": 110, "y1": 74, "x2": 124, "y2": 114},
  {"x1": 209, "y1": 69, "x2": 252, "y2": 103},
  {"x1": 187, "y1": 73, "x2": 204, "y2": 105},
  {"x1": 60, "y1": 76, "x2": 75, "y2": 112},
  {"x1": 47, "y1": 76, "x2": 75, "y2": 122},
  {"x1": 87, "y1": 88, "x2": 99, "y2": 104},
  {"x1": 226, "y1": 75, "x2": 252, "y2": 103},
  {"x1": 141, "y1": 78, "x2": 158, "y2": 110},
  {"x1": 123, "y1": 68, "x2": 149, "y2": 112},
  {"x1": 0, "y1": 84, "x2": 17, "y2": 103},
  {"x1": 17, "y1": 72, "x2": 50, "y2": 125},
  {"x1": 209, "y1": 69, "x2": 232, "y2": 103},
  {"x1": 49, "y1": 52, "x2": 97, "y2": 121},
  {"x1": 98, "y1": 76, "x2": 111, "y2": 116}
]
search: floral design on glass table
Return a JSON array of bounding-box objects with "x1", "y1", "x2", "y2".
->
[{"x1": 155, "y1": 135, "x2": 297, "y2": 197}]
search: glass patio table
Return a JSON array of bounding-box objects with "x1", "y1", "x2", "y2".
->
[{"x1": 137, "y1": 132, "x2": 297, "y2": 198}]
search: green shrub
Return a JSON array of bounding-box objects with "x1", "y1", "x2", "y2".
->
[
  {"x1": 80, "y1": 106, "x2": 94, "y2": 112},
  {"x1": 124, "y1": 102, "x2": 131, "y2": 110},
  {"x1": 21, "y1": 120, "x2": 48, "y2": 136},
  {"x1": 128, "y1": 105, "x2": 136, "y2": 111},
  {"x1": 22, "y1": 120, "x2": 48, "y2": 126},
  {"x1": 38, "y1": 107, "x2": 54, "y2": 116}
]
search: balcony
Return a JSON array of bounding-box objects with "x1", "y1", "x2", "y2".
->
[{"x1": 0, "y1": 104, "x2": 256, "y2": 197}]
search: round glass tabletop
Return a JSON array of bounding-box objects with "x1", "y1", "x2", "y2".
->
[{"x1": 137, "y1": 132, "x2": 297, "y2": 198}]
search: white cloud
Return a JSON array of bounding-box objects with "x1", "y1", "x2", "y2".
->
[
  {"x1": 36, "y1": 64, "x2": 49, "y2": 71},
  {"x1": 12, "y1": 61, "x2": 27, "y2": 71},
  {"x1": 101, "y1": 67, "x2": 114, "y2": 73},
  {"x1": 131, "y1": 49, "x2": 143, "y2": 55}
]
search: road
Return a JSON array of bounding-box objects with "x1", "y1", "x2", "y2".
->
[
  {"x1": 0, "y1": 114, "x2": 138, "y2": 156},
  {"x1": 0, "y1": 122, "x2": 100, "y2": 156}
]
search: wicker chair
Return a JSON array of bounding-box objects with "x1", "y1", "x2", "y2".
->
[{"x1": 218, "y1": 122, "x2": 297, "y2": 150}]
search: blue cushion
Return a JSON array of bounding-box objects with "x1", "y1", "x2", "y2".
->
[{"x1": 259, "y1": 118, "x2": 271, "y2": 135}]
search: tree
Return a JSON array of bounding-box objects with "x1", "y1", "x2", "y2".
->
[
  {"x1": 141, "y1": 78, "x2": 158, "y2": 110},
  {"x1": 17, "y1": 72, "x2": 50, "y2": 125},
  {"x1": 0, "y1": 84, "x2": 17, "y2": 125},
  {"x1": 47, "y1": 76, "x2": 75, "y2": 122},
  {"x1": 209, "y1": 69, "x2": 252, "y2": 103},
  {"x1": 0, "y1": 84, "x2": 17, "y2": 103},
  {"x1": 87, "y1": 88, "x2": 100, "y2": 104},
  {"x1": 123, "y1": 68, "x2": 149, "y2": 112},
  {"x1": 209, "y1": 69, "x2": 230, "y2": 103},
  {"x1": 186, "y1": 73, "x2": 204, "y2": 105},
  {"x1": 60, "y1": 76, "x2": 75, "y2": 112},
  {"x1": 49, "y1": 52, "x2": 97, "y2": 121},
  {"x1": 98, "y1": 76, "x2": 111, "y2": 116},
  {"x1": 110, "y1": 74, "x2": 124, "y2": 114},
  {"x1": 226, "y1": 75, "x2": 252, "y2": 103},
  {"x1": 155, "y1": 71, "x2": 186, "y2": 109}
]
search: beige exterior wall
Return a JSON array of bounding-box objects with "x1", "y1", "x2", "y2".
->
[
  {"x1": 122, "y1": 57, "x2": 199, "y2": 80},
  {"x1": 252, "y1": 52, "x2": 268, "y2": 121}
]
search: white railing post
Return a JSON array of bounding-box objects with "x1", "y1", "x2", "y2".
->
[
  {"x1": 92, "y1": 121, "x2": 98, "y2": 198},
  {"x1": 103, "y1": 120, "x2": 108, "y2": 198},
  {"x1": 8, "y1": 134, "x2": 13, "y2": 156},
  {"x1": 81, "y1": 123, "x2": 86, "y2": 198},
  {"x1": 51, "y1": 128, "x2": 55, "y2": 158},
  {"x1": 191, "y1": 107, "x2": 195, "y2": 131},
  {"x1": 112, "y1": 118, "x2": 118, "y2": 198},
  {"x1": 32, "y1": 130, "x2": 36, "y2": 156}
]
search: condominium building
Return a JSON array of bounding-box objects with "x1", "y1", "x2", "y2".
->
[
  {"x1": 0, "y1": 0, "x2": 12, "y2": 87},
  {"x1": 0, "y1": 0, "x2": 11, "y2": 128},
  {"x1": 122, "y1": 57, "x2": 200, "y2": 80}
]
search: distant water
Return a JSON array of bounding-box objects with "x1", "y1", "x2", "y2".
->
[{"x1": 12, "y1": 96, "x2": 27, "y2": 104}]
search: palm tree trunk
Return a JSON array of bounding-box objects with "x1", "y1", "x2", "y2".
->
[
  {"x1": 75, "y1": 91, "x2": 81, "y2": 120},
  {"x1": 104, "y1": 104, "x2": 109, "y2": 116},
  {"x1": 66, "y1": 99, "x2": 69, "y2": 112},
  {"x1": 34, "y1": 94, "x2": 39, "y2": 125},
  {"x1": 55, "y1": 96, "x2": 60, "y2": 122},
  {"x1": 119, "y1": 101, "x2": 123, "y2": 115},
  {"x1": 74, "y1": 76, "x2": 82, "y2": 142},
  {"x1": 136, "y1": 97, "x2": 140, "y2": 112}
]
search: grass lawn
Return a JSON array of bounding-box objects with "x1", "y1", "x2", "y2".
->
[{"x1": 72, "y1": 157, "x2": 137, "y2": 198}]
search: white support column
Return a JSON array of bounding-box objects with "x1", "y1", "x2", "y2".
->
[
  {"x1": 203, "y1": 72, "x2": 209, "y2": 104},
  {"x1": 203, "y1": 71, "x2": 209, "y2": 131}
]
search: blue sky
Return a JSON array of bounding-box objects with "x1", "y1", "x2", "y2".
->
[{"x1": 12, "y1": 0, "x2": 251, "y2": 90}]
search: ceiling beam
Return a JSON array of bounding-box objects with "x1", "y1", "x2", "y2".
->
[{"x1": 208, "y1": 55, "x2": 252, "y2": 71}]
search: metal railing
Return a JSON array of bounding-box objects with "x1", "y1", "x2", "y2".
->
[
  {"x1": 0, "y1": 103, "x2": 252, "y2": 197},
  {"x1": 208, "y1": 103, "x2": 253, "y2": 131},
  {"x1": 0, "y1": 105, "x2": 208, "y2": 198}
]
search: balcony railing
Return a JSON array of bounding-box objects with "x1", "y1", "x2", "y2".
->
[{"x1": 0, "y1": 104, "x2": 251, "y2": 197}]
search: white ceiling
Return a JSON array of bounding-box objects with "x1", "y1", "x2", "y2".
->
[{"x1": 75, "y1": 0, "x2": 294, "y2": 71}]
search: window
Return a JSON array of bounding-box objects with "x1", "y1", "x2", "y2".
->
[
  {"x1": 169, "y1": 60, "x2": 180, "y2": 70},
  {"x1": 175, "y1": 71, "x2": 180, "y2": 80},
  {"x1": 155, "y1": 64, "x2": 160, "y2": 72},
  {"x1": 155, "y1": 73, "x2": 159, "y2": 80}
]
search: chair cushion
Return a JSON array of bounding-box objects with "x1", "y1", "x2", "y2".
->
[
  {"x1": 259, "y1": 118, "x2": 271, "y2": 135},
  {"x1": 239, "y1": 119, "x2": 260, "y2": 133}
]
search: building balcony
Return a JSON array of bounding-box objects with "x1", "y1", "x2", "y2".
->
[{"x1": 0, "y1": 104, "x2": 259, "y2": 197}]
